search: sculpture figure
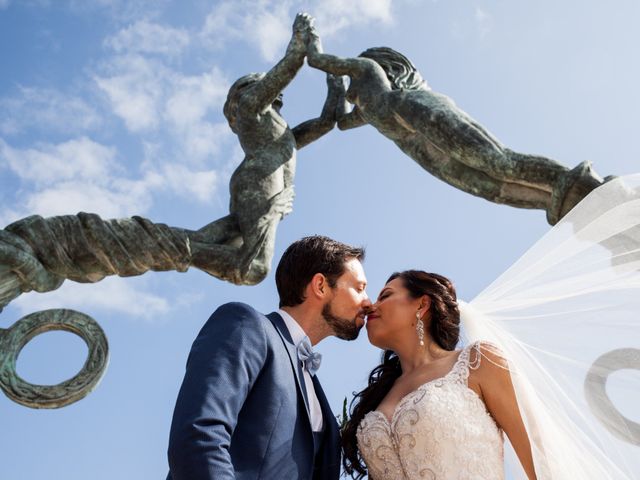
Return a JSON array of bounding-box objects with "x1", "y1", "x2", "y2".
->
[
  {"x1": 305, "y1": 27, "x2": 609, "y2": 225},
  {"x1": 0, "y1": 13, "x2": 343, "y2": 408},
  {"x1": 191, "y1": 12, "x2": 343, "y2": 285}
]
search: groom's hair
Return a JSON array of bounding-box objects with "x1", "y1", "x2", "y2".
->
[{"x1": 276, "y1": 235, "x2": 365, "y2": 308}]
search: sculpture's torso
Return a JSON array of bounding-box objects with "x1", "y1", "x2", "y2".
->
[
  {"x1": 356, "y1": 343, "x2": 504, "y2": 480},
  {"x1": 353, "y1": 84, "x2": 512, "y2": 202},
  {"x1": 229, "y1": 108, "x2": 296, "y2": 217}
]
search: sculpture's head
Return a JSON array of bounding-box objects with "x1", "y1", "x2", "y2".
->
[
  {"x1": 359, "y1": 47, "x2": 427, "y2": 91},
  {"x1": 223, "y1": 73, "x2": 284, "y2": 132}
]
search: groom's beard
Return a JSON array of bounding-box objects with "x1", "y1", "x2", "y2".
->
[{"x1": 322, "y1": 301, "x2": 361, "y2": 341}]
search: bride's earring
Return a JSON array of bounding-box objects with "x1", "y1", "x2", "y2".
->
[{"x1": 416, "y1": 311, "x2": 425, "y2": 347}]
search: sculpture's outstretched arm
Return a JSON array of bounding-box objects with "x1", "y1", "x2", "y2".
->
[
  {"x1": 240, "y1": 13, "x2": 309, "y2": 114},
  {"x1": 292, "y1": 74, "x2": 343, "y2": 149},
  {"x1": 305, "y1": 24, "x2": 370, "y2": 77},
  {"x1": 337, "y1": 106, "x2": 367, "y2": 131}
]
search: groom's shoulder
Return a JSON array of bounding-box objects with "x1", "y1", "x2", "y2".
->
[
  {"x1": 197, "y1": 302, "x2": 271, "y2": 343},
  {"x1": 207, "y1": 302, "x2": 273, "y2": 328},
  {"x1": 211, "y1": 301, "x2": 264, "y2": 319}
]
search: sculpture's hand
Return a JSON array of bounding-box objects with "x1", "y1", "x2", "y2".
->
[
  {"x1": 327, "y1": 73, "x2": 346, "y2": 93},
  {"x1": 327, "y1": 74, "x2": 346, "y2": 99},
  {"x1": 305, "y1": 21, "x2": 323, "y2": 66},
  {"x1": 327, "y1": 73, "x2": 349, "y2": 121},
  {"x1": 287, "y1": 12, "x2": 312, "y2": 56},
  {"x1": 324, "y1": 74, "x2": 346, "y2": 121},
  {"x1": 293, "y1": 12, "x2": 313, "y2": 33}
]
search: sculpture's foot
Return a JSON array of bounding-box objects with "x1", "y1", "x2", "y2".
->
[{"x1": 547, "y1": 161, "x2": 605, "y2": 225}]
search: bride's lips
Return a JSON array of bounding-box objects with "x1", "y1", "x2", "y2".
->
[{"x1": 366, "y1": 313, "x2": 380, "y2": 323}]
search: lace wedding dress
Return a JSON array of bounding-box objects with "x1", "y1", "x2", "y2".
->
[{"x1": 356, "y1": 342, "x2": 504, "y2": 480}]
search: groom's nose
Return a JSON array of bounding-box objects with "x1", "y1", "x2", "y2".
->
[{"x1": 361, "y1": 296, "x2": 372, "y2": 310}]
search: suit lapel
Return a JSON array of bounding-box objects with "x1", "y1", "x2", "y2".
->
[
  {"x1": 267, "y1": 312, "x2": 312, "y2": 420},
  {"x1": 311, "y1": 375, "x2": 341, "y2": 479},
  {"x1": 312, "y1": 375, "x2": 339, "y2": 435}
]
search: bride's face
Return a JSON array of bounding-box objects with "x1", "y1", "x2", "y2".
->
[{"x1": 366, "y1": 277, "x2": 422, "y2": 349}]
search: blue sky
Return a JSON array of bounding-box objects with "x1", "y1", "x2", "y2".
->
[{"x1": 1, "y1": 1, "x2": 639, "y2": 478}]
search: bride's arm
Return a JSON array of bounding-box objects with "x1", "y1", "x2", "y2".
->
[{"x1": 472, "y1": 345, "x2": 537, "y2": 480}]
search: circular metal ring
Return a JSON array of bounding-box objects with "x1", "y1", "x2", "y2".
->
[
  {"x1": 0, "y1": 309, "x2": 109, "y2": 409},
  {"x1": 584, "y1": 348, "x2": 640, "y2": 445}
]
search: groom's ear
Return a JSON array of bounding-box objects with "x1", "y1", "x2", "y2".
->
[{"x1": 309, "y1": 272, "x2": 329, "y2": 300}]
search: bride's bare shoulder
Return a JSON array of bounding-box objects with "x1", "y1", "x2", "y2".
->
[{"x1": 467, "y1": 341, "x2": 511, "y2": 382}]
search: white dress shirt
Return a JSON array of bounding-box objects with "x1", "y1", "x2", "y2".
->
[{"x1": 278, "y1": 309, "x2": 324, "y2": 432}]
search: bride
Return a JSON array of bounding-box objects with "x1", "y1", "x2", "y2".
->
[
  {"x1": 343, "y1": 271, "x2": 534, "y2": 479},
  {"x1": 342, "y1": 175, "x2": 640, "y2": 479}
]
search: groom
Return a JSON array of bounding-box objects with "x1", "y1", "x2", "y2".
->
[{"x1": 167, "y1": 235, "x2": 370, "y2": 479}]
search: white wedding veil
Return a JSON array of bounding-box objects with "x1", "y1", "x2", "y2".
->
[{"x1": 459, "y1": 174, "x2": 640, "y2": 479}]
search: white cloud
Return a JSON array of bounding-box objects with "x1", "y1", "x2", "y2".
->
[
  {"x1": 0, "y1": 137, "x2": 116, "y2": 186},
  {"x1": 199, "y1": 1, "x2": 245, "y2": 49},
  {"x1": 12, "y1": 276, "x2": 170, "y2": 320},
  {"x1": 160, "y1": 164, "x2": 219, "y2": 203},
  {"x1": 200, "y1": 0, "x2": 393, "y2": 62},
  {"x1": 0, "y1": 137, "x2": 159, "y2": 223},
  {"x1": 314, "y1": 0, "x2": 393, "y2": 36},
  {"x1": 0, "y1": 135, "x2": 224, "y2": 225},
  {"x1": 0, "y1": 86, "x2": 102, "y2": 136},
  {"x1": 104, "y1": 20, "x2": 190, "y2": 57},
  {"x1": 0, "y1": 137, "x2": 159, "y2": 221},
  {"x1": 251, "y1": 8, "x2": 292, "y2": 62},
  {"x1": 95, "y1": 54, "x2": 231, "y2": 163},
  {"x1": 165, "y1": 70, "x2": 228, "y2": 128},
  {"x1": 13, "y1": 0, "x2": 170, "y2": 20},
  {"x1": 164, "y1": 70, "x2": 230, "y2": 163},
  {"x1": 200, "y1": 0, "x2": 291, "y2": 62},
  {"x1": 94, "y1": 54, "x2": 165, "y2": 132},
  {"x1": 65, "y1": 0, "x2": 170, "y2": 22},
  {"x1": 18, "y1": 180, "x2": 154, "y2": 219}
]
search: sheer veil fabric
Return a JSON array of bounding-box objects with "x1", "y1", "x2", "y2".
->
[{"x1": 460, "y1": 175, "x2": 640, "y2": 479}]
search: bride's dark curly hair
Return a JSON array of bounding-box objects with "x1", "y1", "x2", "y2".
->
[{"x1": 341, "y1": 270, "x2": 460, "y2": 479}]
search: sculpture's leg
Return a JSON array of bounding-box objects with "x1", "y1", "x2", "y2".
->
[
  {"x1": 457, "y1": 138, "x2": 604, "y2": 225},
  {"x1": 547, "y1": 161, "x2": 605, "y2": 225},
  {"x1": 189, "y1": 221, "x2": 275, "y2": 286},
  {"x1": 398, "y1": 139, "x2": 554, "y2": 211},
  {"x1": 435, "y1": 116, "x2": 605, "y2": 223},
  {"x1": 492, "y1": 155, "x2": 605, "y2": 225},
  {"x1": 189, "y1": 186, "x2": 294, "y2": 285},
  {"x1": 479, "y1": 151, "x2": 606, "y2": 224}
]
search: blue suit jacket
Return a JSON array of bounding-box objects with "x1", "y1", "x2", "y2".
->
[{"x1": 167, "y1": 302, "x2": 341, "y2": 480}]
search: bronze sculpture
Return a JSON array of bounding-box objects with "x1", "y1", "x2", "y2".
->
[
  {"x1": 0, "y1": 13, "x2": 343, "y2": 408},
  {"x1": 305, "y1": 30, "x2": 610, "y2": 226}
]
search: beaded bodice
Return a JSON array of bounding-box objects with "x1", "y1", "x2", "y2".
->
[{"x1": 356, "y1": 343, "x2": 504, "y2": 480}]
